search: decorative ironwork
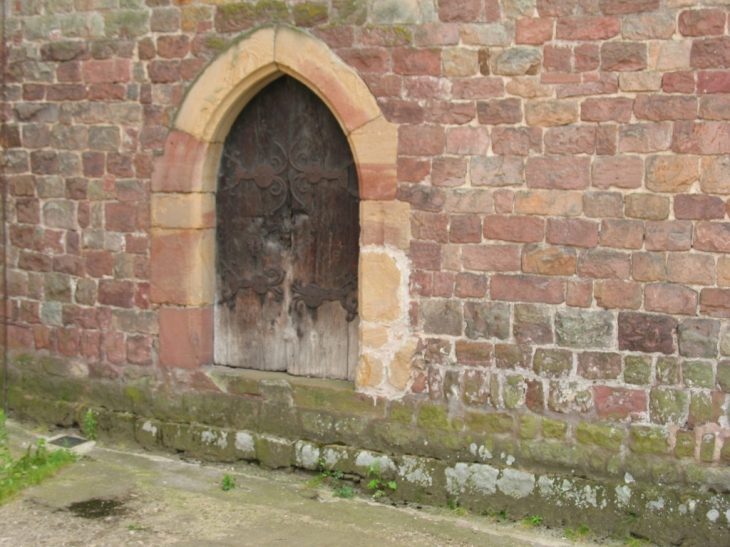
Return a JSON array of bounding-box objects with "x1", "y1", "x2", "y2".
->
[
  {"x1": 220, "y1": 261, "x2": 285, "y2": 308},
  {"x1": 288, "y1": 140, "x2": 350, "y2": 208},
  {"x1": 221, "y1": 141, "x2": 288, "y2": 214},
  {"x1": 292, "y1": 274, "x2": 358, "y2": 321}
]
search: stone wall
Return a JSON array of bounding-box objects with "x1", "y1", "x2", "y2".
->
[{"x1": 3, "y1": 0, "x2": 730, "y2": 542}]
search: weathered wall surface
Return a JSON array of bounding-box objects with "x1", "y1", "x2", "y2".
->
[{"x1": 3, "y1": 0, "x2": 730, "y2": 543}]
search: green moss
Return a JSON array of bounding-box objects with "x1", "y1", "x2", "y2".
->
[
  {"x1": 576, "y1": 423, "x2": 625, "y2": 452},
  {"x1": 518, "y1": 414, "x2": 540, "y2": 439},
  {"x1": 675, "y1": 430, "x2": 696, "y2": 458},
  {"x1": 292, "y1": 2, "x2": 328, "y2": 26},
  {"x1": 629, "y1": 426, "x2": 670, "y2": 455},
  {"x1": 389, "y1": 402, "x2": 414, "y2": 425},
  {"x1": 542, "y1": 418, "x2": 568, "y2": 439},
  {"x1": 464, "y1": 411, "x2": 513, "y2": 434},
  {"x1": 205, "y1": 36, "x2": 228, "y2": 52},
  {"x1": 417, "y1": 404, "x2": 450, "y2": 430},
  {"x1": 700, "y1": 433, "x2": 716, "y2": 462},
  {"x1": 255, "y1": 0, "x2": 289, "y2": 21}
]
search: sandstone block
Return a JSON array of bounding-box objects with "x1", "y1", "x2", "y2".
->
[{"x1": 360, "y1": 252, "x2": 402, "y2": 323}]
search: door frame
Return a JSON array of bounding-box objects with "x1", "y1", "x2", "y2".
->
[{"x1": 150, "y1": 25, "x2": 416, "y2": 394}]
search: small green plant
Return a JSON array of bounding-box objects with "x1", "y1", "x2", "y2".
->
[
  {"x1": 312, "y1": 458, "x2": 356, "y2": 498},
  {"x1": 524, "y1": 515, "x2": 544, "y2": 527},
  {"x1": 365, "y1": 460, "x2": 397, "y2": 499},
  {"x1": 0, "y1": 411, "x2": 77, "y2": 505},
  {"x1": 221, "y1": 474, "x2": 235, "y2": 491},
  {"x1": 565, "y1": 525, "x2": 591, "y2": 542},
  {"x1": 127, "y1": 524, "x2": 148, "y2": 531},
  {"x1": 333, "y1": 484, "x2": 355, "y2": 498},
  {"x1": 82, "y1": 409, "x2": 98, "y2": 441},
  {"x1": 446, "y1": 499, "x2": 459, "y2": 511}
]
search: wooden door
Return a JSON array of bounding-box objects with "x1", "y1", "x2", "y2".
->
[{"x1": 215, "y1": 76, "x2": 359, "y2": 381}]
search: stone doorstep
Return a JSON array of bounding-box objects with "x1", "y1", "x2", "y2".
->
[{"x1": 46, "y1": 433, "x2": 97, "y2": 456}]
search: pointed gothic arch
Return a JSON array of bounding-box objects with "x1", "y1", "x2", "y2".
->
[{"x1": 149, "y1": 25, "x2": 413, "y2": 392}]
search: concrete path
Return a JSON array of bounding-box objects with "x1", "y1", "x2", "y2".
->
[{"x1": 0, "y1": 420, "x2": 627, "y2": 547}]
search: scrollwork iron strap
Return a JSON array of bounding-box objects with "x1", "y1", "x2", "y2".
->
[
  {"x1": 288, "y1": 139, "x2": 351, "y2": 208},
  {"x1": 221, "y1": 141, "x2": 288, "y2": 215},
  {"x1": 292, "y1": 274, "x2": 358, "y2": 321},
  {"x1": 219, "y1": 260, "x2": 285, "y2": 308}
]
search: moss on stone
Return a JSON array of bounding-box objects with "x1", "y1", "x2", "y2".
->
[
  {"x1": 255, "y1": 0, "x2": 289, "y2": 21},
  {"x1": 542, "y1": 418, "x2": 568, "y2": 439},
  {"x1": 624, "y1": 355, "x2": 652, "y2": 385},
  {"x1": 682, "y1": 361, "x2": 715, "y2": 388},
  {"x1": 629, "y1": 426, "x2": 670, "y2": 455},
  {"x1": 675, "y1": 430, "x2": 696, "y2": 458},
  {"x1": 417, "y1": 404, "x2": 450, "y2": 430},
  {"x1": 518, "y1": 414, "x2": 540, "y2": 439},
  {"x1": 700, "y1": 433, "x2": 716, "y2": 462},
  {"x1": 205, "y1": 36, "x2": 228, "y2": 52},
  {"x1": 576, "y1": 423, "x2": 625, "y2": 452},
  {"x1": 389, "y1": 401, "x2": 414, "y2": 424},
  {"x1": 464, "y1": 411, "x2": 513, "y2": 434},
  {"x1": 292, "y1": 2, "x2": 328, "y2": 26}
]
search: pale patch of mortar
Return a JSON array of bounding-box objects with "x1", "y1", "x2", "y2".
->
[
  {"x1": 446, "y1": 463, "x2": 499, "y2": 497},
  {"x1": 398, "y1": 456, "x2": 432, "y2": 487},
  {"x1": 497, "y1": 468, "x2": 535, "y2": 499},
  {"x1": 201, "y1": 430, "x2": 227, "y2": 449},
  {"x1": 234, "y1": 431, "x2": 254, "y2": 454},
  {"x1": 294, "y1": 441, "x2": 320, "y2": 470},
  {"x1": 142, "y1": 421, "x2": 157, "y2": 436},
  {"x1": 615, "y1": 485, "x2": 631, "y2": 508},
  {"x1": 355, "y1": 450, "x2": 395, "y2": 474}
]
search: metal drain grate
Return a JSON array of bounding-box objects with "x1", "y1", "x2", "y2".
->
[{"x1": 48, "y1": 435, "x2": 87, "y2": 448}]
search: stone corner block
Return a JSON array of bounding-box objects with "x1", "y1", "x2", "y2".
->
[
  {"x1": 351, "y1": 116, "x2": 398, "y2": 201},
  {"x1": 159, "y1": 306, "x2": 214, "y2": 369},
  {"x1": 151, "y1": 228, "x2": 215, "y2": 306},
  {"x1": 361, "y1": 200, "x2": 411, "y2": 250},
  {"x1": 151, "y1": 193, "x2": 216, "y2": 229},
  {"x1": 151, "y1": 131, "x2": 221, "y2": 194},
  {"x1": 360, "y1": 252, "x2": 403, "y2": 323}
]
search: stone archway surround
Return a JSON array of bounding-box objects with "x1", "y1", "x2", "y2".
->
[{"x1": 149, "y1": 25, "x2": 415, "y2": 394}]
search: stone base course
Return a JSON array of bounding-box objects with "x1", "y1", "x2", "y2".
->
[{"x1": 5, "y1": 357, "x2": 730, "y2": 547}]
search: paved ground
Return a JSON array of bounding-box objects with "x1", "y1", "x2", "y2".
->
[{"x1": 0, "y1": 420, "x2": 633, "y2": 547}]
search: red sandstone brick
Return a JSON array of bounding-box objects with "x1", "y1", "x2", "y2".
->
[
  {"x1": 412, "y1": 211, "x2": 449, "y2": 243},
  {"x1": 618, "y1": 122, "x2": 672, "y2": 153},
  {"x1": 105, "y1": 202, "x2": 139, "y2": 232},
  {"x1": 462, "y1": 245, "x2": 521, "y2": 272},
  {"x1": 410, "y1": 240, "x2": 442, "y2": 270},
  {"x1": 592, "y1": 156, "x2": 642, "y2": 189},
  {"x1": 700, "y1": 96, "x2": 730, "y2": 120},
  {"x1": 625, "y1": 194, "x2": 669, "y2": 221},
  {"x1": 98, "y1": 279, "x2": 135, "y2": 309},
  {"x1": 690, "y1": 37, "x2": 730, "y2": 69},
  {"x1": 546, "y1": 218, "x2": 599, "y2": 248},
  {"x1": 672, "y1": 121, "x2": 730, "y2": 154},
  {"x1": 600, "y1": 0, "x2": 658, "y2": 15},
  {"x1": 438, "y1": 0, "x2": 482, "y2": 22},
  {"x1": 543, "y1": 45, "x2": 572, "y2": 72},
  {"x1": 663, "y1": 71, "x2": 696, "y2": 94},
  {"x1": 159, "y1": 306, "x2": 213, "y2": 368},
  {"x1": 405, "y1": 77, "x2": 449, "y2": 100},
  {"x1": 645, "y1": 221, "x2": 693, "y2": 251},
  {"x1": 567, "y1": 279, "x2": 593, "y2": 307},
  {"x1": 451, "y1": 77, "x2": 504, "y2": 99},
  {"x1": 700, "y1": 288, "x2": 730, "y2": 318},
  {"x1": 340, "y1": 48, "x2": 390, "y2": 73},
  {"x1": 446, "y1": 126, "x2": 489, "y2": 155},
  {"x1": 491, "y1": 127, "x2": 542, "y2": 156},
  {"x1": 675, "y1": 195, "x2": 726, "y2": 220},
  {"x1": 698, "y1": 71, "x2": 730, "y2": 94},
  {"x1": 599, "y1": 219, "x2": 644, "y2": 249},
  {"x1": 432, "y1": 157, "x2": 466, "y2": 187},
  {"x1": 577, "y1": 249, "x2": 631, "y2": 279},
  {"x1": 537, "y1": 0, "x2": 576, "y2": 17},
  {"x1": 82, "y1": 59, "x2": 131, "y2": 84},
  {"x1": 483, "y1": 215, "x2": 544, "y2": 243},
  {"x1": 633, "y1": 252, "x2": 666, "y2": 282},
  {"x1": 85, "y1": 250, "x2": 113, "y2": 278},
  {"x1": 399, "y1": 125, "x2": 445, "y2": 156},
  {"x1": 544, "y1": 126, "x2": 596, "y2": 155},
  {"x1": 694, "y1": 222, "x2": 730, "y2": 253},
  {"x1": 476, "y1": 98, "x2": 522, "y2": 125},
  {"x1": 581, "y1": 97, "x2": 633, "y2": 122},
  {"x1": 601, "y1": 42, "x2": 647, "y2": 71},
  {"x1": 432, "y1": 272, "x2": 455, "y2": 297},
  {"x1": 455, "y1": 340, "x2": 493, "y2": 366},
  {"x1": 157, "y1": 35, "x2": 191, "y2": 59},
  {"x1": 526, "y1": 156, "x2": 590, "y2": 190},
  {"x1": 634, "y1": 95, "x2": 697, "y2": 121},
  {"x1": 645, "y1": 283, "x2": 698, "y2": 315},
  {"x1": 679, "y1": 9, "x2": 726, "y2": 37},
  {"x1": 393, "y1": 48, "x2": 441, "y2": 76},
  {"x1": 667, "y1": 254, "x2": 715, "y2": 286},
  {"x1": 455, "y1": 272, "x2": 487, "y2": 298},
  {"x1": 522, "y1": 244, "x2": 576, "y2": 276},
  {"x1": 594, "y1": 386, "x2": 646, "y2": 420},
  {"x1": 594, "y1": 279, "x2": 642, "y2": 309},
  {"x1": 424, "y1": 101, "x2": 476, "y2": 124},
  {"x1": 410, "y1": 270, "x2": 432, "y2": 296},
  {"x1": 516, "y1": 18, "x2": 554, "y2": 45},
  {"x1": 556, "y1": 17, "x2": 620, "y2": 40},
  {"x1": 491, "y1": 274, "x2": 565, "y2": 304},
  {"x1": 450, "y1": 215, "x2": 481, "y2": 243},
  {"x1": 380, "y1": 99, "x2": 425, "y2": 124}
]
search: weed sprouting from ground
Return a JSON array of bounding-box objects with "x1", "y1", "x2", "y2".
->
[
  {"x1": 82, "y1": 409, "x2": 98, "y2": 440},
  {"x1": 310, "y1": 458, "x2": 356, "y2": 498},
  {"x1": 524, "y1": 515, "x2": 544, "y2": 527},
  {"x1": 221, "y1": 474, "x2": 235, "y2": 491},
  {"x1": 365, "y1": 460, "x2": 397, "y2": 499},
  {"x1": 0, "y1": 410, "x2": 77, "y2": 505}
]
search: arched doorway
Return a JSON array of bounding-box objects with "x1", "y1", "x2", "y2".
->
[{"x1": 215, "y1": 76, "x2": 359, "y2": 380}]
